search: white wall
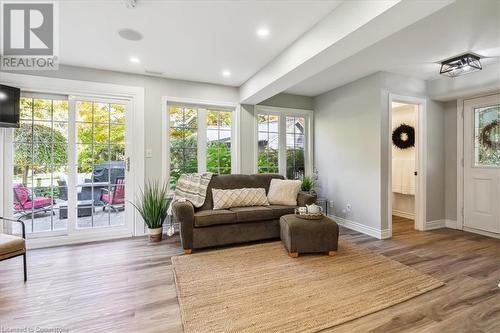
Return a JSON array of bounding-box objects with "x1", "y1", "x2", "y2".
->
[
  {"x1": 314, "y1": 73, "x2": 382, "y2": 229},
  {"x1": 314, "y1": 71, "x2": 447, "y2": 235},
  {"x1": 444, "y1": 100, "x2": 458, "y2": 221},
  {"x1": 259, "y1": 93, "x2": 314, "y2": 110}
]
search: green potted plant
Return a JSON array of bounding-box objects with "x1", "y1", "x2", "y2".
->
[
  {"x1": 132, "y1": 180, "x2": 169, "y2": 242},
  {"x1": 301, "y1": 176, "x2": 316, "y2": 193}
]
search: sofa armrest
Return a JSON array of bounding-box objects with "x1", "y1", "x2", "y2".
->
[
  {"x1": 297, "y1": 192, "x2": 317, "y2": 207},
  {"x1": 172, "y1": 201, "x2": 195, "y2": 250}
]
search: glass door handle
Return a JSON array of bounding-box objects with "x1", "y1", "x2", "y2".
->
[{"x1": 126, "y1": 157, "x2": 131, "y2": 172}]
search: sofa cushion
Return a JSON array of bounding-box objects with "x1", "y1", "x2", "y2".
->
[
  {"x1": 0, "y1": 233, "x2": 25, "y2": 259},
  {"x1": 267, "y1": 179, "x2": 302, "y2": 206},
  {"x1": 212, "y1": 188, "x2": 269, "y2": 209},
  {"x1": 194, "y1": 209, "x2": 236, "y2": 227},
  {"x1": 230, "y1": 206, "x2": 274, "y2": 222},
  {"x1": 199, "y1": 174, "x2": 285, "y2": 211},
  {"x1": 268, "y1": 205, "x2": 297, "y2": 218}
]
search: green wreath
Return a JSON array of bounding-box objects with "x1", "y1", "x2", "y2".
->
[{"x1": 480, "y1": 119, "x2": 499, "y2": 150}]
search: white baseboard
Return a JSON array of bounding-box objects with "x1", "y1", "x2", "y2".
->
[
  {"x1": 445, "y1": 219, "x2": 458, "y2": 229},
  {"x1": 463, "y1": 226, "x2": 500, "y2": 239},
  {"x1": 330, "y1": 215, "x2": 390, "y2": 240},
  {"x1": 425, "y1": 219, "x2": 446, "y2": 230},
  {"x1": 392, "y1": 209, "x2": 415, "y2": 220}
]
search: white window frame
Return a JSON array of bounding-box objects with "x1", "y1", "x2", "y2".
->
[
  {"x1": 254, "y1": 105, "x2": 313, "y2": 178},
  {"x1": 162, "y1": 97, "x2": 240, "y2": 190},
  {"x1": 0, "y1": 72, "x2": 145, "y2": 248}
]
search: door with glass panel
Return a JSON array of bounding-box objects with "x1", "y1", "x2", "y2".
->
[
  {"x1": 12, "y1": 96, "x2": 69, "y2": 235},
  {"x1": 74, "y1": 99, "x2": 128, "y2": 230},
  {"x1": 463, "y1": 94, "x2": 500, "y2": 234},
  {"x1": 10, "y1": 95, "x2": 130, "y2": 238}
]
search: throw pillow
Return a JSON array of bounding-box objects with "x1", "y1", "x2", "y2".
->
[
  {"x1": 212, "y1": 188, "x2": 269, "y2": 209},
  {"x1": 267, "y1": 179, "x2": 301, "y2": 206}
]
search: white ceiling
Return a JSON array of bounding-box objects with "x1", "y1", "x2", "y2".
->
[
  {"x1": 285, "y1": 0, "x2": 500, "y2": 96},
  {"x1": 58, "y1": 0, "x2": 342, "y2": 86}
]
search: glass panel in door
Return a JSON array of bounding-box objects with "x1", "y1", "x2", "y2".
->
[
  {"x1": 12, "y1": 97, "x2": 69, "y2": 235},
  {"x1": 474, "y1": 104, "x2": 499, "y2": 167},
  {"x1": 75, "y1": 101, "x2": 126, "y2": 229}
]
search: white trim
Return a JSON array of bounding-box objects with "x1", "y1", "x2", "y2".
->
[
  {"x1": 26, "y1": 228, "x2": 133, "y2": 250},
  {"x1": 392, "y1": 209, "x2": 415, "y2": 220},
  {"x1": 425, "y1": 219, "x2": 446, "y2": 230},
  {"x1": 330, "y1": 214, "x2": 390, "y2": 240},
  {"x1": 0, "y1": 129, "x2": 4, "y2": 233},
  {"x1": 445, "y1": 219, "x2": 458, "y2": 229},
  {"x1": 387, "y1": 94, "x2": 427, "y2": 238},
  {"x1": 0, "y1": 72, "x2": 146, "y2": 240},
  {"x1": 462, "y1": 226, "x2": 500, "y2": 239},
  {"x1": 161, "y1": 96, "x2": 240, "y2": 190},
  {"x1": 456, "y1": 98, "x2": 464, "y2": 231},
  {"x1": 254, "y1": 105, "x2": 314, "y2": 178},
  {"x1": 197, "y1": 108, "x2": 208, "y2": 173}
]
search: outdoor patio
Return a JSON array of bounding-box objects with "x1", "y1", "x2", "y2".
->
[{"x1": 14, "y1": 199, "x2": 125, "y2": 234}]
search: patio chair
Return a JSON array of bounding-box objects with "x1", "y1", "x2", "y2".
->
[
  {"x1": 0, "y1": 217, "x2": 27, "y2": 281},
  {"x1": 100, "y1": 177, "x2": 125, "y2": 212},
  {"x1": 13, "y1": 184, "x2": 53, "y2": 218}
]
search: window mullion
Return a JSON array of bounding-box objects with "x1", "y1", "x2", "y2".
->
[
  {"x1": 279, "y1": 114, "x2": 286, "y2": 177},
  {"x1": 198, "y1": 108, "x2": 207, "y2": 173},
  {"x1": 67, "y1": 97, "x2": 77, "y2": 235}
]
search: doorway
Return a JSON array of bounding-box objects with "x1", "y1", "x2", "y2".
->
[
  {"x1": 461, "y1": 94, "x2": 500, "y2": 236},
  {"x1": 388, "y1": 94, "x2": 426, "y2": 236},
  {"x1": 391, "y1": 102, "x2": 417, "y2": 234}
]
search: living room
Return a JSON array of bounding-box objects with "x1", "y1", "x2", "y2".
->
[{"x1": 0, "y1": 0, "x2": 499, "y2": 332}]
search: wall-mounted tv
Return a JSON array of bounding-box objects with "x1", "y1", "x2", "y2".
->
[{"x1": 0, "y1": 84, "x2": 21, "y2": 128}]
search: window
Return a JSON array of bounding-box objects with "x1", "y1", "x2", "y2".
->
[
  {"x1": 257, "y1": 114, "x2": 279, "y2": 173},
  {"x1": 255, "y1": 107, "x2": 312, "y2": 179},
  {"x1": 169, "y1": 106, "x2": 198, "y2": 188},
  {"x1": 474, "y1": 105, "x2": 499, "y2": 167},
  {"x1": 207, "y1": 110, "x2": 232, "y2": 175},
  {"x1": 286, "y1": 116, "x2": 305, "y2": 179},
  {"x1": 167, "y1": 104, "x2": 234, "y2": 189}
]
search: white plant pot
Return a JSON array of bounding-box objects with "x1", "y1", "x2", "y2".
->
[{"x1": 148, "y1": 227, "x2": 163, "y2": 242}]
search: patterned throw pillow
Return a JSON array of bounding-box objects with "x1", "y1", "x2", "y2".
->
[
  {"x1": 212, "y1": 188, "x2": 269, "y2": 209},
  {"x1": 267, "y1": 179, "x2": 301, "y2": 206}
]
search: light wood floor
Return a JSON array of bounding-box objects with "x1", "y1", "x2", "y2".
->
[{"x1": 1, "y1": 217, "x2": 499, "y2": 332}]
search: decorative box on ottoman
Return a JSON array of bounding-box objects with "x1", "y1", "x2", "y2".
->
[{"x1": 280, "y1": 214, "x2": 339, "y2": 258}]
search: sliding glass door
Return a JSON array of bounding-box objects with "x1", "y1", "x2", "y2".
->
[
  {"x1": 8, "y1": 95, "x2": 132, "y2": 241},
  {"x1": 13, "y1": 96, "x2": 69, "y2": 234},
  {"x1": 75, "y1": 100, "x2": 127, "y2": 229}
]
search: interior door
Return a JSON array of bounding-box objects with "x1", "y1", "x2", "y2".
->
[{"x1": 463, "y1": 94, "x2": 500, "y2": 234}]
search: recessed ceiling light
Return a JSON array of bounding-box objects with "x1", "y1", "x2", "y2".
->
[
  {"x1": 130, "y1": 56, "x2": 140, "y2": 63},
  {"x1": 118, "y1": 28, "x2": 143, "y2": 41},
  {"x1": 222, "y1": 70, "x2": 231, "y2": 77},
  {"x1": 257, "y1": 27, "x2": 270, "y2": 38}
]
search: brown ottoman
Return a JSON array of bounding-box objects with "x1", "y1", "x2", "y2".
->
[{"x1": 280, "y1": 214, "x2": 339, "y2": 258}]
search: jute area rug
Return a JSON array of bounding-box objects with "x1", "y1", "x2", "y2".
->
[{"x1": 171, "y1": 239, "x2": 443, "y2": 333}]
